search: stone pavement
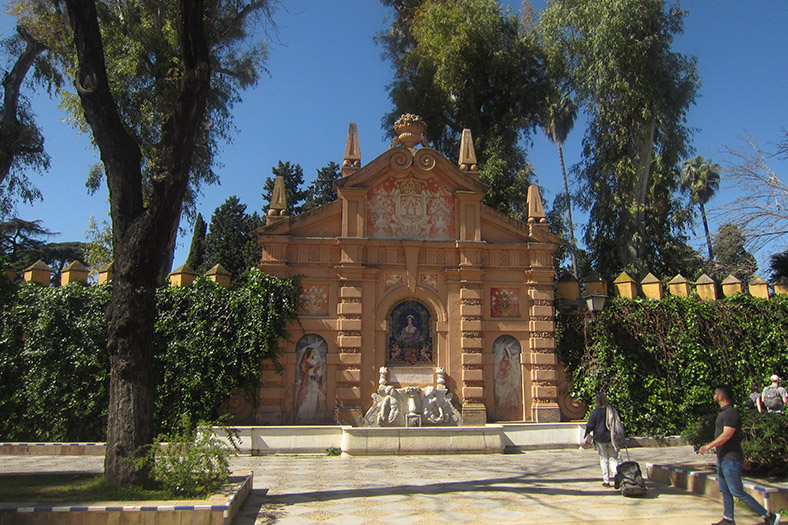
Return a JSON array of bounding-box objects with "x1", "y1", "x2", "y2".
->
[
  {"x1": 230, "y1": 446, "x2": 770, "y2": 525},
  {"x1": 0, "y1": 446, "x2": 773, "y2": 524}
]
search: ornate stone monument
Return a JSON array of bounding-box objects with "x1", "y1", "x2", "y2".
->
[{"x1": 243, "y1": 115, "x2": 563, "y2": 426}]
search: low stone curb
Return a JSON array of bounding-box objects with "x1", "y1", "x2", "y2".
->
[
  {"x1": 648, "y1": 463, "x2": 788, "y2": 513},
  {"x1": 0, "y1": 443, "x2": 105, "y2": 455},
  {"x1": 0, "y1": 472, "x2": 253, "y2": 525}
]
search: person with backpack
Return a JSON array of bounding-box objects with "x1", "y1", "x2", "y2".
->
[
  {"x1": 747, "y1": 383, "x2": 764, "y2": 412},
  {"x1": 699, "y1": 384, "x2": 781, "y2": 525},
  {"x1": 761, "y1": 375, "x2": 787, "y2": 414},
  {"x1": 582, "y1": 393, "x2": 624, "y2": 487}
]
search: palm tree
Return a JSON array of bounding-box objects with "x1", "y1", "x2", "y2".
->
[
  {"x1": 680, "y1": 156, "x2": 721, "y2": 260},
  {"x1": 770, "y1": 249, "x2": 788, "y2": 280},
  {"x1": 538, "y1": 93, "x2": 579, "y2": 278}
]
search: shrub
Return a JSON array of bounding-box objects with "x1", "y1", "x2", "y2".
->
[
  {"x1": 741, "y1": 411, "x2": 788, "y2": 476},
  {"x1": 134, "y1": 417, "x2": 239, "y2": 497}
]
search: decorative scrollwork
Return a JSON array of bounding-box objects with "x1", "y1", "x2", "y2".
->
[
  {"x1": 414, "y1": 148, "x2": 437, "y2": 171},
  {"x1": 389, "y1": 148, "x2": 413, "y2": 170}
]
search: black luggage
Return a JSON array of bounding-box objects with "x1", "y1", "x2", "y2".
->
[{"x1": 614, "y1": 459, "x2": 647, "y2": 497}]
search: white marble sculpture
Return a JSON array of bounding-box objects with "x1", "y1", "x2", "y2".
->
[{"x1": 363, "y1": 367, "x2": 461, "y2": 427}]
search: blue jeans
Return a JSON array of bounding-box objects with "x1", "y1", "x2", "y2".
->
[{"x1": 717, "y1": 458, "x2": 767, "y2": 520}]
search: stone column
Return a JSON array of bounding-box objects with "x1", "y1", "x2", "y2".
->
[{"x1": 335, "y1": 281, "x2": 364, "y2": 425}]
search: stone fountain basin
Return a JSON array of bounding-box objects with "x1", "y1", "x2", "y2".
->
[{"x1": 341, "y1": 425, "x2": 504, "y2": 455}]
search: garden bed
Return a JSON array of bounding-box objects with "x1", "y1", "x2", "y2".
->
[{"x1": 0, "y1": 471, "x2": 252, "y2": 525}]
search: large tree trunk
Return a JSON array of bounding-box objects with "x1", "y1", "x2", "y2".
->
[
  {"x1": 620, "y1": 118, "x2": 656, "y2": 268},
  {"x1": 65, "y1": 0, "x2": 210, "y2": 487}
]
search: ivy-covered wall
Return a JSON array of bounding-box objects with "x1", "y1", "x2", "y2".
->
[
  {"x1": 0, "y1": 269, "x2": 300, "y2": 441},
  {"x1": 557, "y1": 294, "x2": 788, "y2": 436}
]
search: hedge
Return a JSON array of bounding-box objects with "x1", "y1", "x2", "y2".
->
[
  {"x1": 0, "y1": 269, "x2": 300, "y2": 441},
  {"x1": 557, "y1": 294, "x2": 788, "y2": 437}
]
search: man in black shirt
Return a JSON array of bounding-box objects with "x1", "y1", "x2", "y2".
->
[{"x1": 699, "y1": 385, "x2": 780, "y2": 525}]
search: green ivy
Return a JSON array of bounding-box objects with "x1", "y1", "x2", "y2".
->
[
  {"x1": 557, "y1": 294, "x2": 788, "y2": 437},
  {"x1": 0, "y1": 269, "x2": 300, "y2": 441}
]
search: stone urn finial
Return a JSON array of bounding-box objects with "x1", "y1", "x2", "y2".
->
[{"x1": 392, "y1": 114, "x2": 428, "y2": 148}]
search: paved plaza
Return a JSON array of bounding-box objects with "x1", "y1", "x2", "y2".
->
[{"x1": 1, "y1": 445, "x2": 774, "y2": 524}]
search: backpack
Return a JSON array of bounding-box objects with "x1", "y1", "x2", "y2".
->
[{"x1": 763, "y1": 386, "x2": 785, "y2": 411}]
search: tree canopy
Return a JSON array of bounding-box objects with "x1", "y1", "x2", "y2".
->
[
  {"x1": 378, "y1": 0, "x2": 549, "y2": 216},
  {"x1": 4, "y1": 0, "x2": 280, "y2": 487},
  {"x1": 0, "y1": 26, "x2": 52, "y2": 217},
  {"x1": 301, "y1": 161, "x2": 341, "y2": 212},
  {"x1": 203, "y1": 196, "x2": 262, "y2": 281},
  {"x1": 539, "y1": 0, "x2": 699, "y2": 278},
  {"x1": 681, "y1": 155, "x2": 721, "y2": 260}
]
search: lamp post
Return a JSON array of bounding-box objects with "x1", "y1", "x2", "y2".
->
[{"x1": 584, "y1": 292, "x2": 608, "y2": 314}]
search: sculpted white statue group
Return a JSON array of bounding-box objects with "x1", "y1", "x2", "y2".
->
[{"x1": 364, "y1": 366, "x2": 462, "y2": 427}]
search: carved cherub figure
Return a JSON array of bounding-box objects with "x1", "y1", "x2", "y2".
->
[
  {"x1": 378, "y1": 385, "x2": 402, "y2": 426},
  {"x1": 423, "y1": 386, "x2": 447, "y2": 424}
]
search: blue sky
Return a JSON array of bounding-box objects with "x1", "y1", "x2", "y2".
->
[{"x1": 2, "y1": 0, "x2": 787, "y2": 271}]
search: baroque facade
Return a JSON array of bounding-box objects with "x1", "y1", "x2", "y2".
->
[{"x1": 244, "y1": 116, "x2": 564, "y2": 426}]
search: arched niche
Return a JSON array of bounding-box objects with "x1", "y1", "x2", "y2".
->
[
  {"x1": 294, "y1": 334, "x2": 328, "y2": 423},
  {"x1": 492, "y1": 335, "x2": 523, "y2": 421}
]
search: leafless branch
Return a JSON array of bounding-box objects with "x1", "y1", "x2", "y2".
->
[{"x1": 714, "y1": 132, "x2": 788, "y2": 255}]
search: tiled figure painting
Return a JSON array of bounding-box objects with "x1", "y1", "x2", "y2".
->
[
  {"x1": 294, "y1": 334, "x2": 328, "y2": 422},
  {"x1": 388, "y1": 300, "x2": 433, "y2": 365},
  {"x1": 493, "y1": 335, "x2": 522, "y2": 421}
]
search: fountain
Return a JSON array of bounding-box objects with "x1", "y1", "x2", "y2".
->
[{"x1": 363, "y1": 366, "x2": 461, "y2": 427}]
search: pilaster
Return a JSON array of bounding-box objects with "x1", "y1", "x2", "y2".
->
[
  {"x1": 527, "y1": 281, "x2": 560, "y2": 422},
  {"x1": 459, "y1": 281, "x2": 487, "y2": 424},
  {"x1": 335, "y1": 280, "x2": 364, "y2": 425}
]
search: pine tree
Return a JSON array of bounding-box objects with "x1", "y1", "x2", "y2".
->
[
  {"x1": 261, "y1": 161, "x2": 307, "y2": 216},
  {"x1": 204, "y1": 197, "x2": 258, "y2": 281},
  {"x1": 302, "y1": 161, "x2": 341, "y2": 212},
  {"x1": 185, "y1": 213, "x2": 207, "y2": 271}
]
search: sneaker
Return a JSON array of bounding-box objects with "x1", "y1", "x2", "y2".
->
[
  {"x1": 711, "y1": 519, "x2": 734, "y2": 525},
  {"x1": 602, "y1": 482, "x2": 611, "y2": 487},
  {"x1": 764, "y1": 513, "x2": 781, "y2": 525}
]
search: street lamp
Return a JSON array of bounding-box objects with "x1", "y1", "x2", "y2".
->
[{"x1": 584, "y1": 292, "x2": 608, "y2": 313}]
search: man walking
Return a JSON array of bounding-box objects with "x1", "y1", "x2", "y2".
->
[
  {"x1": 699, "y1": 385, "x2": 780, "y2": 525},
  {"x1": 761, "y1": 375, "x2": 787, "y2": 414}
]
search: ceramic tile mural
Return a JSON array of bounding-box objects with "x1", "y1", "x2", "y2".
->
[
  {"x1": 294, "y1": 334, "x2": 328, "y2": 423},
  {"x1": 490, "y1": 287, "x2": 520, "y2": 317},
  {"x1": 367, "y1": 174, "x2": 455, "y2": 240},
  {"x1": 493, "y1": 335, "x2": 522, "y2": 420},
  {"x1": 420, "y1": 273, "x2": 438, "y2": 290},
  {"x1": 387, "y1": 301, "x2": 433, "y2": 365},
  {"x1": 299, "y1": 285, "x2": 329, "y2": 316},
  {"x1": 385, "y1": 272, "x2": 404, "y2": 289}
]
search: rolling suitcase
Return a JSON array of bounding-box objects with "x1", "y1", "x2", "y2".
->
[{"x1": 614, "y1": 448, "x2": 647, "y2": 497}]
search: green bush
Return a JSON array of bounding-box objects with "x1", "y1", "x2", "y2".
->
[
  {"x1": 682, "y1": 410, "x2": 788, "y2": 476},
  {"x1": 0, "y1": 269, "x2": 300, "y2": 441},
  {"x1": 557, "y1": 294, "x2": 788, "y2": 437},
  {"x1": 741, "y1": 411, "x2": 788, "y2": 476},
  {"x1": 134, "y1": 416, "x2": 239, "y2": 497}
]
